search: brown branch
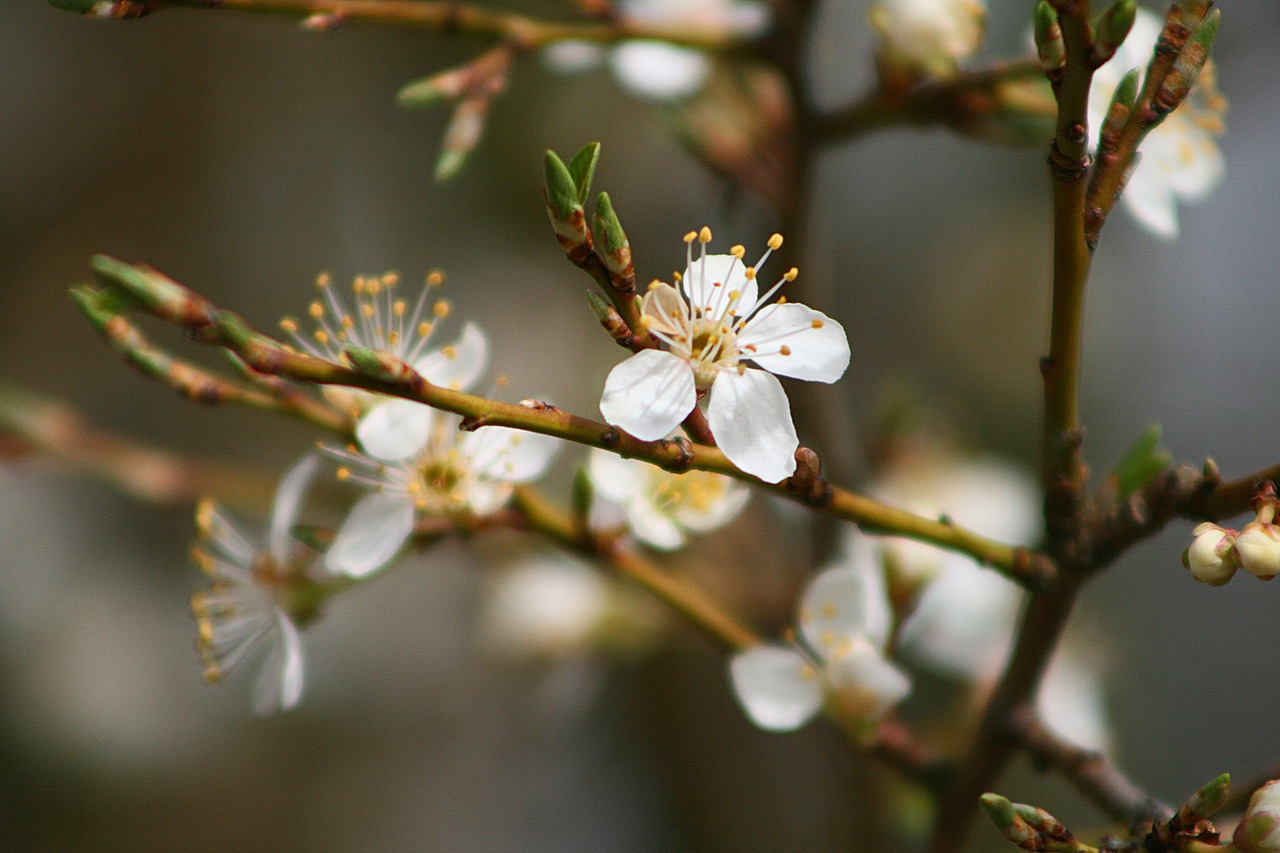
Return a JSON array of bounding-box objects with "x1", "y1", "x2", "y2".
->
[
  {"x1": 1012, "y1": 704, "x2": 1171, "y2": 825},
  {"x1": 78, "y1": 255, "x2": 1055, "y2": 589}
]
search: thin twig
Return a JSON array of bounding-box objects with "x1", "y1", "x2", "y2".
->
[{"x1": 77, "y1": 256, "x2": 1056, "y2": 589}]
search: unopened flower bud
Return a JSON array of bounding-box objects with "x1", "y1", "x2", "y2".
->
[
  {"x1": 1236, "y1": 520, "x2": 1280, "y2": 580},
  {"x1": 1182, "y1": 522, "x2": 1237, "y2": 585},
  {"x1": 1236, "y1": 780, "x2": 1280, "y2": 853}
]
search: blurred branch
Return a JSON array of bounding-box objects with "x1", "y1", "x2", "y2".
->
[
  {"x1": 814, "y1": 59, "x2": 1049, "y2": 144},
  {"x1": 77, "y1": 255, "x2": 1056, "y2": 590},
  {"x1": 0, "y1": 383, "x2": 276, "y2": 509},
  {"x1": 1013, "y1": 704, "x2": 1171, "y2": 824},
  {"x1": 58, "y1": 0, "x2": 750, "y2": 51}
]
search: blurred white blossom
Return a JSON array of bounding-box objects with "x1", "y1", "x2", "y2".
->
[
  {"x1": 190, "y1": 455, "x2": 318, "y2": 715},
  {"x1": 600, "y1": 228, "x2": 849, "y2": 483},
  {"x1": 588, "y1": 447, "x2": 749, "y2": 550},
  {"x1": 543, "y1": 0, "x2": 768, "y2": 101},
  {"x1": 871, "y1": 0, "x2": 986, "y2": 80},
  {"x1": 728, "y1": 535, "x2": 908, "y2": 735},
  {"x1": 481, "y1": 556, "x2": 611, "y2": 658},
  {"x1": 1089, "y1": 7, "x2": 1226, "y2": 239}
]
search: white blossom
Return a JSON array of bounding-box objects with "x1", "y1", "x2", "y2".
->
[
  {"x1": 876, "y1": 454, "x2": 1040, "y2": 679},
  {"x1": 542, "y1": 0, "x2": 768, "y2": 102},
  {"x1": 599, "y1": 228, "x2": 849, "y2": 483},
  {"x1": 280, "y1": 270, "x2": 488, "y2": 458},
  {"x1": 870, "y1": 0, "x2": 986, "y2": 80},
  {"x1": 588, "y1": 447, "x2": 749, "y2": 550},
  {"x1": 190, "y1": 455, "x2": 318, "y2": 715},
  {"x1": 323, "y1": 409, "x2": 560, "y2": 578},
  {"x1": 1089, "y1": 8, "x2": 1226, "y2": 239},
  {"x1": 728, "y1": 535, "x2": 908, "y2": 734}
]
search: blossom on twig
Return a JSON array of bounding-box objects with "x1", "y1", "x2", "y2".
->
[
  {"x1": 599, "y1": 228, "x2": 849, "y2": 483},
  {"x1": 190, "y1": 455, "x2": 319, "y2": 715},
  {"x1": 870, "y1": 0, "x2": 986, "y2": 81},
  {"x1": 323, "y1": 408, "x2": 560, "y2": 578},
  {"x1": 728, "y1": 536, "x2": 908, "y2": 735},
  {"x1": 587, "y1": 446, "x2": 749, "y2": 550}
]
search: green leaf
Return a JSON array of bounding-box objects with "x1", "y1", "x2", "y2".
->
[
  {"x1": 1112, "y1": 423, "x2": 1171, "y2": 498},
  {"x1": 567, "y1": 142, "x2": 601, "y2": 205}
]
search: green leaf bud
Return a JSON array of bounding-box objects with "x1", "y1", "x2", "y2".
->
[
  {"x1": 1034, "y1": 1, "x2": 1066, "y2": 74},
  {"x1": 567, "y1": 142, "x2": 601, "y2": 206},
  {"x1": 1093, "y1": 0, "x2": 1138, "y2": 66}
]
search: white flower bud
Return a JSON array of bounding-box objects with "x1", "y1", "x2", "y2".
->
[
  {"x1": 1236, "y1": 521, "x2": 1280, "y2": 580},
  {"x1": 1182, "y1": 522, "x2": 1238, "y2": 586},
  {"x1": 870, "y1": 0, "x2": 986, "y2": 80},
  {"x1": 1236, "y1": 780, "x2": 1280, "y2": 853}
]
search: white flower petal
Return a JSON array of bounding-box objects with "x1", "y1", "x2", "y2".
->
[
  {"x1": 609, "y1": 41, "x2": 710, "y2": 101},
  {"x1": 588, "y1": 448, "x2": 649, "y2": 503},
  {"x1": 797, "y1": 566, "x2": 873, "y2": 656},
  {"x1": 626, "y1": 495, "x2": 687, "y2": 550},
  {"x1": 463, "y1": 426, "x2": 559, "y2": 483},
  {"x1": 897, "y1": 561, "x2": 1023, "y2": 679},
  {"x1": 600, "y1": 349, "x2": 696, "y2": 440},
  {"x1": 356, "y1": 398, "x2": 433, "y2": 462},
  {"x1": 1121, "y1": 154, "x2": 1180, "y2": 240},
  {"x1": 738, "y1": 303, "x2": 850, "y2": 382},
  {"x1": 707, "y1": 368, "x2": 797, "y2": 482},
  {"x1": 412, "y1": 321, "x2": 488, "y2": 391},
  {"x1": 466, "y1": 481, "x2": 514, "y2": 515},
  {"x1": 824, "y1": 639, "x2": 912, "y2": 720},
  {"x1": 325, "y1": 492, "x2": 416, "y2": 578},
  {"x1": 267, "y1": 454, "x2": 319, "y2": 565},
  {"x1": 253, "y1": 612, "x2": 304, "y2": 716},
  {"x1": 728, "y1": 645, "x2": 824, "y2": 732},
  {"x1": 682, "y1": 253, "x2": 758, "y2": 318}
]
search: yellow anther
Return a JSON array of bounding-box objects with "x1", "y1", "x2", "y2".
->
[
  {"x1": 279, "y1": 318, "x2": 298, "y2": 333},
  {"x1": 433, "y1": 300, "x2": 451, "y2": 318},
  {"x1": 393, "y1": 299, "x2": 407, "y2": 317},
  {"x1": 821, "y1": 601, "x2": 837, "y2": 619},
  {"x1": 767, "y1": 233, "x2": 784, "y2": 250},
  {"x1": 427, "y1": 270, "x2": 445, "y2": 286},
  {"x1": 340, "y1": 315, "x2": 354, "y2": 330},
  {"x1": 699, "y1": 226, "x2": 712, "y2": 243},
  {"x1": 314, "y1": 330, "x2": 329, "y2": 345},
  {"x1": 387, "y1": 331, "x2": 400, "y2": 345},
  {"x1": 784, "y1": 267, "x2": 799, "y2": 281},
  {"x1": 647, "y1": 279, "x2": 665, "y2": 291},
  {"x1": 315, "y1": 272, "x2": 332, "y2": 288},
  {"x1": 673, "y1": 271, "x2": 683, "y2": 283},
  {"x1": 743, "y1": 267, "x2": 757, "y2": 280},
  {"x1": 442, "y1": 345, "x2": 457, "y2": 359},
  {"x1": 366, "y1": 281, "x2": 382, "y2": 296},
  {"x1": 780, "y1": 345, "x2": 792, "y2": 356},
  {"x1": 352, "y1": 277, "x2": 365, "y2": 295},
  {"x1": 361, "y1": 304, "x2": 375, "y2": 319},
  {"x1": 640, "y1": 315, "x2": 655, "y2": 329},
  {"x1": 730, "y1": 244, "x2": 745, "y2": 259},
  {"x1": 684, "y1": 231, "x2": 698, "y2": 244},
  {"x1": 418, "y1": 321, "x2": 433, "y2": 337},
  {"x1": 811, "y1": 319, "x2": 824, "y2": 329},
  {"x1": 336, "y1": 467, "x2": 350, "y2": 480},
  {"x1": 309, "y1": 301, "x2": 325, "y2": 319},
  {"x1": 728, "y1": 290, "x2": 740, "y2": 301},
  {"x1": 778, "y1": 296, "x2": 789, "y2": 304},
  {"x1": 382, "y1": 272, "x2": 398, "y2": 286},
  {"x1": 195, "y1": 499, "x2": 215, "y2": 533}
]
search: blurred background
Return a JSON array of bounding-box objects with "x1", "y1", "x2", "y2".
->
[{"x1": 2, "y1": 1, "x2": 1279, "y2": 850}]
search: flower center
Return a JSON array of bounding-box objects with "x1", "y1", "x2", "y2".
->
[
  {"x1": 410, "y1": 452, "x2": 472, "y2": 514},
  {"x1": 652, "y1": 469, "x2": 728, "y2": 515}
]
